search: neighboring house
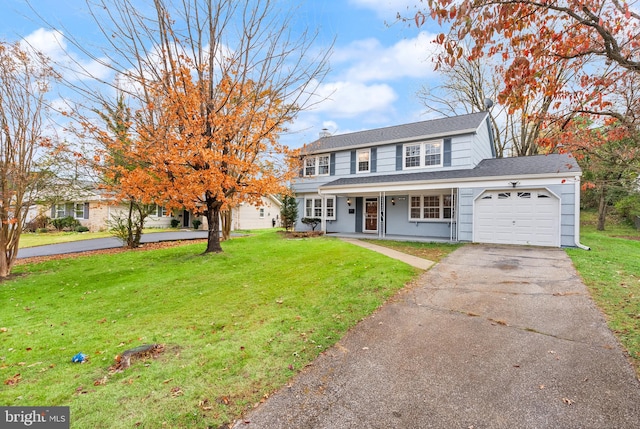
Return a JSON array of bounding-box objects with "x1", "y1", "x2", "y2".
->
[
  {"x1": 292, "y1": 112, "x2": 583, "y2": 248},
  {"x1": 47, "y1": 188, "x2": 281, "y2": 232},
  {"x1": 231, "y1": 195, "x2": 282, "y2": 230}
]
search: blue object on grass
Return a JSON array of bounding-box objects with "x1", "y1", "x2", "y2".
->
[{"x1": 72, "y1": 352, "x2": 86, "y2": 363}]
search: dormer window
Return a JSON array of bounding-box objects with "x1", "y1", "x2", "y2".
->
[
  {"x1": 304, "y1": 155, "x2": 330, "y2": 176},
  {"x1": 357, "y1": 149, "x2": 370, "y2": 173},
  {"x1": 404, "y1": 140, "x2": 443, "y2": 169}
]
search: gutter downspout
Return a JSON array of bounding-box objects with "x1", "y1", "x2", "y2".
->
[{"x1": 574, "y1": 177, "x2": 590, "y2": 250}]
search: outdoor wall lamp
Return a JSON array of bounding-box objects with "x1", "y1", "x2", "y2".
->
[
  {"x1": 391, "y1": 198, "x2": 395, "y2": 205},
  {"x1": 347, "y1": 198, "x2": 351, "y2": 206}
]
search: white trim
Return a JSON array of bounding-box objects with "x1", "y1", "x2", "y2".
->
[{"x1": 303, "y1": 155, "x2": 330, "y2": 177}]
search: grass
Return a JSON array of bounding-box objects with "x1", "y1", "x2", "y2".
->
[
  {"x1": 0, "y1": 230, "x2": 430, "y2": 428},
  {"x1": 19, "y1": 228, "x2": 176, "y2": 248},
  {"x1": 566, "y1": 210, "x2": 640, "y2": 376}
]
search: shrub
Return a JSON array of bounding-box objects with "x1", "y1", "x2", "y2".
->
[
  {"x1": 52, "y1": 216, "x2": 81, "y2": 231},
  {"x1": 170, "y1": 219, "x2": 180, "y2": 228},
  {"x1": 74, "y1": 225, "x2": 90, "y2": 232},
  {"x1": 280, "y1": 193, "x2": 298, "y2": 231},
  {"x1": 301, "y1": 217, "x2": 321, "y2": 231},
  {"x1": 192, "y1": 219, "x2": 202, "y2": 230},
  {"x1": 24, "y1": 214, "x2": 50, "y2": 232},
  {"x1": 615, "y1": 194, "x2": 640, "y2": 225}
]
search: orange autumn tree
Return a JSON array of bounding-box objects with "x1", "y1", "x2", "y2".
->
[
  {"x1": 109, "y1": 67, "x2": 299, "y2": 253},
  {"x1": 415, "y1": 0, "x2": 640, "y2": 149},
  {"x1": 65, "y1": 0, "x2": 328, "y2": 255}
]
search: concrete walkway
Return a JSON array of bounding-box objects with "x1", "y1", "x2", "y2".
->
[
  {"x1": 339, "y1": 238, "x2": 434, "y2": 270},
  {"x1": 233, "y1": 244, "x2": 640, "y2": 428}
]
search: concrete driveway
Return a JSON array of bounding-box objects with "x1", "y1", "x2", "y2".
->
[{"x1": 232, "y1": 245, "x2": 640, "y2": 429}]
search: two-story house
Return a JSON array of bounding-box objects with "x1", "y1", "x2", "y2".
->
[{"x1": 292, "y1": 112, "x2": 583, "y2": 248}]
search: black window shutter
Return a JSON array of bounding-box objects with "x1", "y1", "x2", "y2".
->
[
  {"x1": 84, "y1": 202, "x2": 90, "y2": 219},
  {"x1": 371, "y1": 148, "x2": 377, "y2": 173},
  {"x1": 350, "y1": 151, "x2": 356, "y2": 174},
  {"x1": 395, "y1": 145, "x2": 403, "y2": 171},
  {"x1": 443, "y1": 138, "x2": 452, "y2": 167},
  {"x1": 330, "y1": 153, "x2": 336, "y2": 176}
]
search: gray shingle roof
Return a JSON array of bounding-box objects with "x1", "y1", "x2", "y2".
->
[
  {"x1": 304, "y1": 112, "x2": 490, "y2": 154},
  {"x1": 320, "y1": 153, "x2": 581, "y2": 189}
]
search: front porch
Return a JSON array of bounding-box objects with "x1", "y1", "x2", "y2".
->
[{"x1": 325, "y1": 232, "x2": 458, "y2": 244}]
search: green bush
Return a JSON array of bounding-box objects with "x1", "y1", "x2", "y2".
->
[
  {"x1": 615, "y1": 194, "x2": 640, "y2": 224},
  {"x1": 51, "y1": 216, "x2": 81, "y2": 231},
  {"x1": 192, "y1": 219, "x2": 202, "y2": 230},
  {"x1": 74, "y1": 225, "x2": 90, "y2": 232},
  {"x1": 170, "y1": 219, "x2": 180, "y2": 228},
  {"x1": 301, "y1": 217, "x2": 322, "y2": 231}
]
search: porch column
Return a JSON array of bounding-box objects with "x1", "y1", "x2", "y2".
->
[
  {"x1": 380, "y1": 191, "x2": 385, "y2": 238},
  {"x1": 321, "y1": 194, "x2": 327, "y2": 233}
]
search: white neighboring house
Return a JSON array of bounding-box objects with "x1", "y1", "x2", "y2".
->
[{"x1": 43, "y1": 186, "x2": 282, "y2": 232}]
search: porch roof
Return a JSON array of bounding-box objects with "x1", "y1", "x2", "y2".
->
[{"x1": 319, "y1": 153, "x2": 581, "y2": 191}]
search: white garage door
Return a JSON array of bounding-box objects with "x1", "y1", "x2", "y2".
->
[{"x1": 474, "y1": 189, "x2": 560, "y2": 247}]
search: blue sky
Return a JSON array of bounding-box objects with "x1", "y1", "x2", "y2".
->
[{"x1": 0, "y1": 0, "x2": 445, "y2": 149}]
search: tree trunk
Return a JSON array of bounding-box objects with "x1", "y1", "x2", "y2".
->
[
  {"x1": 221, "y1": 210, "x2": 232, "y2": 241},
  {"x1": 597, "y1": 185, "x2": 607, "y2": 231},
  {"x1": 126, "y1": 201, "x2": 136, "y2": 248},
  {"x1": 205, "y1": 198, "x2": 223, "y2": 253}
]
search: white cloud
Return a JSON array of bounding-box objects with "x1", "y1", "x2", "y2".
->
[
  {"x1": 21, "y1": 28, "x2": 112, "y2": 82},
  {"x1": 308, "y1": 80, "x2": 398, "y2": 118},
  {"x1": 333, "y1": 32, "x2": 440, "y2": 83}
]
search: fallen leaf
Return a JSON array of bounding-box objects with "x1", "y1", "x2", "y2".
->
[
  {"x1": 4, "y1": 374, "x2": 21, "y2": 385},
  {"x1": 562, "y1": 397, "x2": 573, "y2": 405},
  {"x1": 171, "y1": 387, "x2": 184, "y2": 397},
  {"x1": 0, "y1": 327, "x2": 7, "y2": 332}
]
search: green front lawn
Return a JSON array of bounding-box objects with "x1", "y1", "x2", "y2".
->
[
  {"x1": 1, "y1": 230, "x2": 425, "y2": 428},
  {"x1": 566, "y1": 211, "x2": 640, "y2": 376}
]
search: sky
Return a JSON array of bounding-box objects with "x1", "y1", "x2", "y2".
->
[{"x1": 0, "y1": 0, "x2": 446, "y2": 149}]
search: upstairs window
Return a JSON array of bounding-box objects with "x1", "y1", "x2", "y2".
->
[
  {"x1": 404, "y1": 140, "x2": 443, "y2": 169},
  {"x1": 303, "y1": 155, "x2": 330, "y2": 177},
  {"x1": 357, "y1": 149, "x2": 370, "y2": 173}
]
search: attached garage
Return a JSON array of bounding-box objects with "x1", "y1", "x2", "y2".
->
[{"x1": 473, "y1": 189, "x2": 560, "y2": 247}]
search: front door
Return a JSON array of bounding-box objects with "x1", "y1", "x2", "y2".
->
[
  {"x1": 182, "y1": 210, "x2": 190, "y2": 228},
  {"x1": 364, "y1": 198, "x2": 378, "y2": 232}
]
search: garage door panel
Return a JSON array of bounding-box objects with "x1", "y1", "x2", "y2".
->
[{"x1": 474, "y1": 189, "x2": 560, "y2": 247}]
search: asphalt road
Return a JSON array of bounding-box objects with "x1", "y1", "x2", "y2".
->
[{"x1": 17, "y1": 230, "x2": 209, "y2": 259}]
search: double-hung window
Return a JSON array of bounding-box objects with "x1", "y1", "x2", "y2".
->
[
  {"x1": 404, "y1": 141, "x2": 443, "y2": 169},
  {"x1": 304, "y1": 196, "x2": 336, "y2": 220},
  {"x1": 409, "y1": 194, "x2": 455, "y2": 221},
  {"x1": 55, "y1": 204, "x2": 66, "y2": 218},
  {"x1": 74, "y1": 203, "x2": 85, "y2": 219},
  {"x1": 304, "y1": 155, "x2": 330, "y2": 176},
  {"x1": 357, "y1": 149, "x2": 370, "y2": 173}
]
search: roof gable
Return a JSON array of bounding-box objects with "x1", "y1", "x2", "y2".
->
[{"x1": 303, "y1": 112, "x2": 490, "y2": 154}]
